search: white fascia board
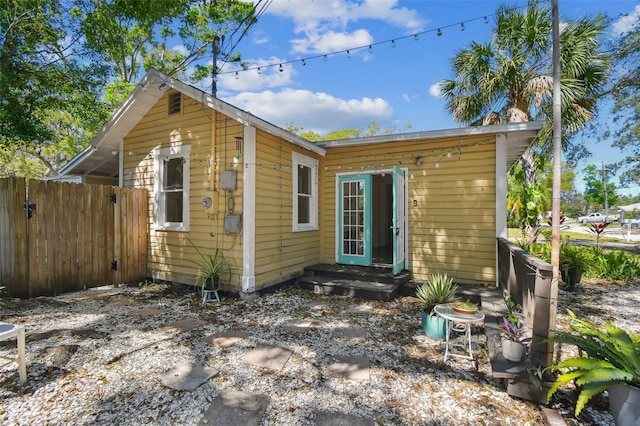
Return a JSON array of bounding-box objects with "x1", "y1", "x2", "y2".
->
[{"x1": 318, "y1": 121, "x2": 544, "y2": 148}]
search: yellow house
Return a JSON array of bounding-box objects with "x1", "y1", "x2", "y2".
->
[{"x1": 60, "y1": 69, "x2": 542, "y2": 295}]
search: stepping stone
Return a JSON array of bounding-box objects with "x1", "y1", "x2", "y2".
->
[
  {"x1": 160, "y1": 361, "x2": 217, "y2": 391},
  {"x1": 165, "y1": 317, "x2": 206, "y2": 333},
  {"x1": 107, "y1": 298, "x2": 134, "y2": 307},
  {"x1": 243, "y1": 344, "x2": 292, "y2": 371},
  {"x1": 314, "y1": 411, "x2": 374, "y2": 426},
  {"x1": 129, "y1": 308, "x2": 167, "y2": 317},
  {"x1": 333, "y1": 325, "x2": 367, "y2": 339},
  {"x1": 326, "y1": 355, "x2": 370, "y2": 380},
  {"x1": 345, "y1": 304, "x2": 374, "y2": 315},
  {"x1": 205, "y1": 330, "x2": 249, "y2": 348},
  {"x1": 282, "y1": 319, "x2": 312, "y2": 333},
  {"x1": 307, "y1": 302, "x2": 329, "y2": 312},
  {"x1": 199, "y1": 389, "x2": 269, "y2": 426}
]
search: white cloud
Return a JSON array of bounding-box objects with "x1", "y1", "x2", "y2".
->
[
  {"x1": 291, "y1": 29, "x2": 373, "y2": 54},
  {"x1": 428, "y1": 82, "x2": 443, "y2": 99},
  {"x1": 613, "y1": 4, "x2": 640, "y2": 35},
  {"x1": 172, "y1": 44, "x2": 190, "y2": 57},
  {"x1": 267, "y1": 0, "x2": 426, "y2": 33},
  {"x1": 401, "y1": 93, "x2": 418, "y2": 103},
  {"x1": 223, "y1": 88, "x2": 393, "y2": 134},
  {"x1": 267, "y1": 0, "x2": 426, "y2": 54},
  {"x1": 252, "y1": 30, "x2": 270, "y2": 46}
]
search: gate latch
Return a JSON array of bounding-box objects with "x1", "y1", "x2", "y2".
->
[{"x1": 24, "y1": 203, "x2": 36, "y2": 219}]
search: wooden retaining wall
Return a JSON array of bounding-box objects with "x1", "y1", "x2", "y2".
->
[{"x1": 0, "y1": 178, "x2": 148, "y2": 298}]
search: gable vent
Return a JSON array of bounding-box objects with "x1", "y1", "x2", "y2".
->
[{"x1": 168, "y1": 91, "x2": 182, "y2": 116}]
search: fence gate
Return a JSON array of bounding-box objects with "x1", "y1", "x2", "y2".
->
[{"x1": 0, "y1": 178, "x2": 148, "y2": 298}]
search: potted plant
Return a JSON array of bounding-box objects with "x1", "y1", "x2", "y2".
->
[
  {"x1": 545, "y1": 310, "x2": 640, "y2": 424},
  {"x1": 503, "y1": 289, "x2": 525, "y2": 327},
  {"x1": 415, "y1": 274, "x2": 458, "y2": 341},
  {"x1": 186, "y1": 238, "x2": 230, "y2": 293},
  {"x1": 451, "y1": 300, "x2": 479, "y2": 315},
  {"x1": 500, "y1": 316, "x2": 530, "y2": 362},
  {"x1": 559, "y1": 243, "x2": 590, "y2": 292}
]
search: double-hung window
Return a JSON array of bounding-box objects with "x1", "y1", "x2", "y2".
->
[
  {"x1": 154, "y1": 145, "x2": 190, "y2": 231},
  {"x1": 292, "y1": 151, "x2": 318, "y2": 231}
]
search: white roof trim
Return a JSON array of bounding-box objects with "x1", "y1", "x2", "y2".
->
[{"x1": 317, "y1": 121, "x2": 544, "y2": 148}]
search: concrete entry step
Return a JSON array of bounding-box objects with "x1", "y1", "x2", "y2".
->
[
  {"x1": 199, "y1": 389, "x2": 269, "y2": 426},
  {"x1": 297, "y1": 276, "x2": 398, "y2": 302}
]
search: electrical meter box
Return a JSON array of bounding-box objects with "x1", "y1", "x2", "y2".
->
[
  {"x1": 224, "y1": 214, "x2": 242, "y2": 233},
  {"x1": 220, "y1": 170, "x2": 237, "y2": 191}
]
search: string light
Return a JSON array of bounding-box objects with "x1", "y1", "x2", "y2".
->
[
  {"x1": 278, "y1": 64, "x2": 283, "y2": 72},
  {"x1": 215, "y1": 8, "x2": 524, "y2": 78}
]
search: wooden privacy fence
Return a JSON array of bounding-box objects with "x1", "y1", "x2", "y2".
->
[{"x1": 0, "y1": 178, "x2": 148, "y2": 298}]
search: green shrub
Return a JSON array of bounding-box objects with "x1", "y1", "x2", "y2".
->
[{"x1": 588, "y1": 249, "x2": 640, "y2": 281}]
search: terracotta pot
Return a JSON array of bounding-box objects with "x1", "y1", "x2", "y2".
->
[{"x1": 609, "y1": 384, "x2": 640, "y2": 426}]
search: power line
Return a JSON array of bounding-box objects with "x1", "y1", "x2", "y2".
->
[{"x1": 217, "y1": 9, "x2": 517, "y2": 77}]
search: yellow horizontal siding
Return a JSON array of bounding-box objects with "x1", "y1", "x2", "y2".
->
[
  {"x1": 320, "y1": 135, "x2": 497, "y2": 284},
  {"x1": 253, "y1": 132, "x2": 321, "y2": 289},
  {"x1": 123, "y1": 97, "x2": 243, "y2": 290}
]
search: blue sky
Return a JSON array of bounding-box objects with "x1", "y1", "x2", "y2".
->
[{"x1": 191, "y1": 0, "x2": 640, "y2": 196}]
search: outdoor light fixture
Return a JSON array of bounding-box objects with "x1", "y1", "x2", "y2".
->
[{"x1": 415, "y1": 156, "x2": 423, "y2": 166}]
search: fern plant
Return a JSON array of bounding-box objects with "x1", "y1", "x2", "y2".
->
[{"x1": 545, "y1": 310, "x2": 640, "y2": 416}]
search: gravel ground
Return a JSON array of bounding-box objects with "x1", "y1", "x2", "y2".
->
[{"x1": 0, "y1": 279, "x2": 638, "y2": 425}]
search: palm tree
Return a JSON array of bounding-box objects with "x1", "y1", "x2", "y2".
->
[
  {"x1": 439, "y1": 3, "x2": 608, "y2": 241},
  {"x1": 440, "y1": 3, "x2": 608, "y2": 182}
]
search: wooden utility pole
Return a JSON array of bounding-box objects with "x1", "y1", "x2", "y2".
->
[
  {"x1": 212, "y1": 35, "x2": 220, "y2": 97},
  {"x1": 551, "y1": 0, "x2": 561, "y2": 286}
]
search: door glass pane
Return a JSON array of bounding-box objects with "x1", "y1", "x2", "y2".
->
[{"x1": 342, "y1": 181, "x2": 365, "y2": 256}]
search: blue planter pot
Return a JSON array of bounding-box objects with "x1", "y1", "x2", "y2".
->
[{"x1": 421, "y1": 310, "x2": 446, "y2": 341}]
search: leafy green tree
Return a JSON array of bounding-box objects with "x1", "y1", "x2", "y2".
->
[
  {"x1": 0, "y1": 0, "x2": 109, "y2": 177},
  {"x1": 79, "y1": 0, "x2": 255, "y2": 107},
  {"x1": 439, "y1": 3, "x2": 608, "y2": 241},
  {"x1": 607, "y1": 14, "x2": 640, "y2": 188},
  {"x1": 1, "y1": 0, "x2": 253, "y2": 178},
  {"x1": 583, "y1": 164, "x2": 619, "y2": 212},
  {"x1": 440, "y1": 3, "x2": 607, "y2": 181},
  {"x1": 291, "y1": 122, "x2": 412, "y2": 142}
]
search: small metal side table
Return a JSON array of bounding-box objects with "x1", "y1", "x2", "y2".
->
[
  {"x1": 434, "y1": 304, "x2": 485, "y2": 362},
  {"x1": 0, "y1": 323, "x2": 27, "y2": 384}
]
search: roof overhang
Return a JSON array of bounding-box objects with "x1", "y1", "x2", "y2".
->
[
  {"x1": 59, "y1": 69, "x2": 325, "y2": 179},
  {"x1": 317, "y1": 121, "x2": 544, "y2": 169}
]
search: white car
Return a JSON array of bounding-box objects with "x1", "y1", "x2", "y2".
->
[{"x1": 577, "y1": 213, "x2": 619, "y2": 224}]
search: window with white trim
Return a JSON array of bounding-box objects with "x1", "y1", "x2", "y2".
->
[
  {"x1": 154, "y1": 145, "x2": 190, "y2": 231},
  {"x1": 292, "y1": 151, "x2": 318, "y2": 231}
]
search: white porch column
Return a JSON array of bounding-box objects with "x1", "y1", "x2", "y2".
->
[
  {"x1": 495, "y1": 133, "x2": 508, "y2": 287},
  {"x1": 242, "y1": 125, "x2": 256, "y2": 293}
]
